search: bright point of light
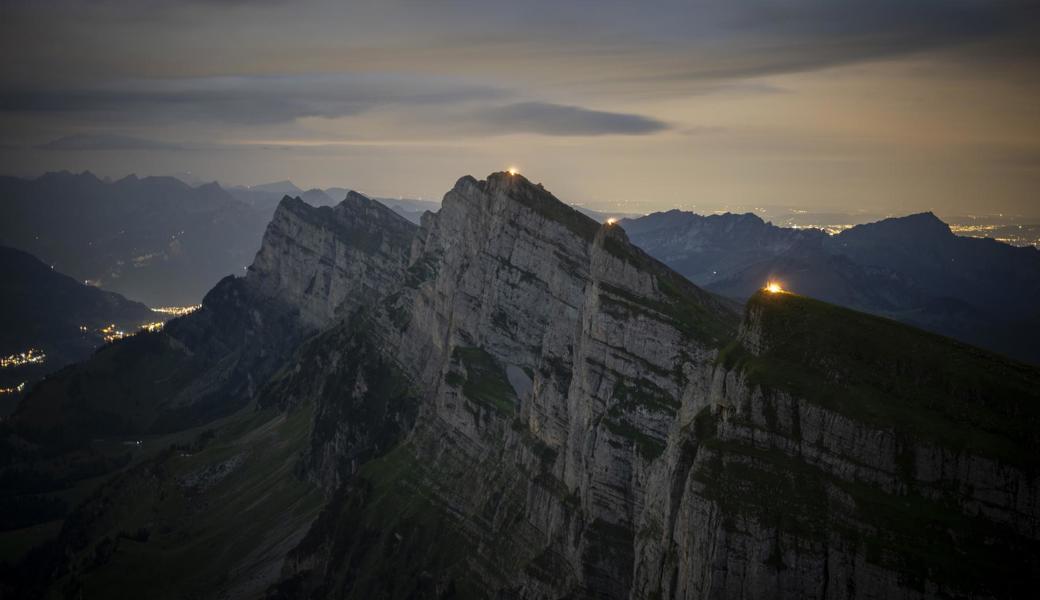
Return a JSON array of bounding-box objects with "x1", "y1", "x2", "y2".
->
[
  {"x1": 765, "y1": 281, "x2": 785, "y2": 294},
  {"x1": 507, "y1": 167, "x2": 519, "y2": 175},
  {"x1": 606, "y1": 218, "x2": 618, "y2": 226}
]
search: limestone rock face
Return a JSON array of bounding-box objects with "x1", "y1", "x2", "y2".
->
[
  {"x1": 274, "y1": 173, "x2": 1040, "y2": 599},
  {"x1": 249, "y1": 192, "x2": 417, "y2": 327}
]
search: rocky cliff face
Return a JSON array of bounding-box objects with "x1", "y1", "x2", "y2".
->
[
  {"x1": 273, "y1": 174, "x2": 1040, "y2": 599},
  {"x1": 250, "y1": 192, "x2": 416, "y2": 327},
  {"x1": 8, "y1": 173, "x2": 1039, "y2": 600}
]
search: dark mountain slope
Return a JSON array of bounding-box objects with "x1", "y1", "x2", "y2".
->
[
  {"x1": 0, "y1": 246, "x2": 157, "y2": 415},
  {"x1": 0, "y1": 246, "x2": 154, "y2": 353}
]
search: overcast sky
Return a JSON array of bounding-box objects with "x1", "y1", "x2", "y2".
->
[{"x1": 1, "y1": 0, "x2": 1039, "y2": 215}]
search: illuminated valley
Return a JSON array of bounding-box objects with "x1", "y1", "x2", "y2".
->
[{"x1": 92, "y1": 305, "x2": 201, "y2": 342}]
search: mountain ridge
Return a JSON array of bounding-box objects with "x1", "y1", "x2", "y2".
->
[{"x1": 1, "y1": 173, "x2": 1038, "y2": 599}]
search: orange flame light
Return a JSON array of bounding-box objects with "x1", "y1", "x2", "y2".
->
[{"x1": 765, "y1": 281, "x2": 785, "y2": 294}]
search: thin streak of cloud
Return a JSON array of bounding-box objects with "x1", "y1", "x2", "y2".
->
[
  {"x1": 471, "y1": 102, "x2": 668, "y2": 136},
  {"x1": 0, "y1": 74, "x2": 508, "y2": 125},
  {"x1": 40, "y1": 133, "x2": 185, "y2": 151}
]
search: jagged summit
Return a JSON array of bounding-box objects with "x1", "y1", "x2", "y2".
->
[
  {"x1": 344, "y1": 189, "x2": 383, "y2": 208},
  {"x1": 444, "y1": 171, "x2": 603, "y2": 245}
]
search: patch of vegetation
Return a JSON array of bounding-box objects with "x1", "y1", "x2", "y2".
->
[
  {"x1": 507, "y1": 181, "x2": 599, "y2": 243},
  {"x1": 612, "y1": 377, "x2": 680, "y2": 417},
  {"x1": 285, "y1": 438, "x2": 532, "y2": 599},
  {"x1": 599, "y1": 280, "x2": 737, "y2": 346},
  {"x1": 404, "y1": 250, "x2": 441, "y2": 288},
  {"x1": 382, "y1": 291, "x2": 411, "y2": 331},
  {"x1": 602, "y1": 235, "x2": 649, "y2": 266},
  {"x1": 452, "y1": 347, "x2": 516, "y2": 415},
  {"x1": 583, "y1": 518, "x2": 635, "y2": 573},
  {"x1": 12, "y1": 396, "x2": 325, "y2": 599},
  {"x1": 602, "y1": 416, "x2": 666, "y2": 461}
]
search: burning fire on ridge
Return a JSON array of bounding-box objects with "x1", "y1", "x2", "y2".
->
[{"x1": 764, "y1": 281, "x2": 785, "y2": 294}]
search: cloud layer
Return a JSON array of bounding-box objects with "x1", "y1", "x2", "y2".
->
[{"x1": 0, "y1": 0, "x2": 1038, "y2": 215}]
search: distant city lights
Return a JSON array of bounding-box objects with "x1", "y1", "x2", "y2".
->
[
  {"x1": 151, "y1": 304, "x2": 201, "y2": 316},
  {"x1": 1, "y1": 349, "x2": 46, "y2": 369},
  {"x1": 0, "y1": 382, "x2": 26, "y2": 395}
]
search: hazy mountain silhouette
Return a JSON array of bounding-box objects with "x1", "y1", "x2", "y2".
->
[
  {"x1": 624, "y1": 210, "x2": 1040, "y2": 363},
  {"x1": 0, "y1": 172, "x2": 273, "y2": 305}
]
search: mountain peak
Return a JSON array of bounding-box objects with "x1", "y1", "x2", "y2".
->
[
  {"x1": 344, "y1": 189, "x2": 379, "y2": 208},
  {"x1": 251, "y1": 180, "x2": 302, "y2": 195},
  {"x1": 445, "y1": 172, "x2": 601, "y2": 243},
  {"x1": 899, "y1": 211, "x2": 948, "y2": 228},
  {"x1": 839, "y1": 210, "x2": 951, "y2": 241},
  {"x1": 38, "y1": 169, "x2": 102, "y2": 184}
]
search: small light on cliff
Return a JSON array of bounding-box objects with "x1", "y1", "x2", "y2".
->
[
  {"x1": 507, "y1": 167, "x2": 519, "y2": 176},
  {"x1": 765, "y1": 281, "x2": 785, "y2": 294},
  {"x1": 606, "y1": 217, "x2": 618, "y2": 226}
]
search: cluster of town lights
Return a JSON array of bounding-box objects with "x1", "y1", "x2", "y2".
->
[
  {"x1": 80, "y1": 306, "x2": 201, "y2": 343},
  {"x1": 97, "y1": 321, "x2": 166, "y2": 343},
  {"x1": 151, "y1": 304, "x2": 202, "y2": 316},
  {"x1": 0, "y1": 382, "x2": 26, "y2": 395},
  {"x1": 1, "y1": 349, "x2": 46, "y2": 369}
]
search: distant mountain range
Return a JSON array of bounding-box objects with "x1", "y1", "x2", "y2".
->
[
  {"x1": 623, "y1": 210, "x2": 1040, "y2": 363},
  {"x1": 0, "y1": 172, "x2": 446, "y2": 307},
  {"x1": 0, "y1": 246, "x2": 157, "y2": 416},
  {"x1": 0, "y1": 172, "x2": 273, "y2": 305},
  {"x1": 3, "y1": 170, "x2": 1036, "y2": 365}
]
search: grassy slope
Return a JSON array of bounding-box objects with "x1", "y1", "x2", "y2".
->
[
  {"x1": 20, "y1": 400, "x2": 321, "y2": 599},
  {"x1": 721, "y1": 291, "x2": 1040, "y2": 467}
]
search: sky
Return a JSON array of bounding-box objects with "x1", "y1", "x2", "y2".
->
[{"x1": 1, "y1": 0, "x2": 1039, "y2": 216}]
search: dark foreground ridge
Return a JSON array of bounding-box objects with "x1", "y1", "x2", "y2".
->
[{"x1": 1, "y1": 173, "x2": 1038, "y2": 599}]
